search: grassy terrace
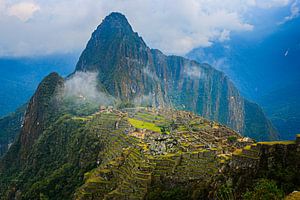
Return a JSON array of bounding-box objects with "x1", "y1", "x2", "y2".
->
[
  {"x1": 128, "y1": 118, "x2": 162, "y2": 133},
  {"x1": 135, "y1": 112, "x2": 164, "y2": 122},
  {"x1": 71, "y1": 116, "x2": 93, "y2": 121},
  {"x1": 233, "y1": 149, "x2": 243, "y2": 155},
  {"x1": 258, "y1": 141, "x2": 296, "y2": 145},
  {"x1": 244, "y1": 145, "x2": 251, "y2": 150}
]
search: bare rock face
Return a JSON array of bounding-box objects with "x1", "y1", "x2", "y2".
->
[
  {"x1": 0, "y1": 106, "x2": 25, "y2": 157},
  {"x1": 0, "y1": 72, "x2": 64, "y2": 168},
  {"x1": 216, "y1": 136, "x2": 300, "y2": 199},
  {"x1": 285, "y1": 191, "x2": 300, "y2": 200},
  {"x1": 20, "y1": 73, "x2": 63, "y2": 150},
  {"x1": 75, "y1": 12, "x2": 277, "y2": 140}
]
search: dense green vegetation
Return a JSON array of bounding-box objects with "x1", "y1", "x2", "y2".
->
[
  {"x1": 146, "y1": 187, "x2": 190, "y2": 200},
  {"x1": 242, "y1": 179, "x2": 284, "y2": 200},
  {"x1": 61, "y1": 97, "x2": 100, "y2": 116},
  {"x1": 1, "y1": 114, "x2": 103, "y2": 199}
]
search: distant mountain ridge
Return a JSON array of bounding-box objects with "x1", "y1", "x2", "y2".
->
[
  {"x1": 75, "y1": 12, "x2": 277, "y2": 140},
  {"x1": 187, "y1": 16, "x2": 300, "y2": 139},
  {"x1": 259, "y1": 80, "x2": 300, "y2": 140},
  {"x1": 0, "y1": 53, "x2": 78, "y2": 117},
  {"x1": 187, "y1": 17, "x2": 300, "y2": 100}
]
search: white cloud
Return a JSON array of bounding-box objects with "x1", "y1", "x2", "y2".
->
[
  {"x1": 0, "y1": 0, "x2": 294, "y2": 57},
  {"x1": 283, "y1": 0, "x2": 300, "y2": 22},
  {"x1": 63, "y1": 71, "x2": 114, "y2": 105},
  {"x1": 0, "y1": 0, "x2": 6, "y2": 11},
  {"x1": 219, "y1": 29, "x2": 231, "y2": 42},
  {"x1": 254, "y1": 0, "x2": 291, "y2": 8},
  {"x1": 8, "y1": 2, "x2": 40, "y2": 21},
  {"x1": 113, "y1": 0, "x2": 254, "y2": 54},
  {"x1": 184, "y1": 65, "x2": 207, "y2": 79}
]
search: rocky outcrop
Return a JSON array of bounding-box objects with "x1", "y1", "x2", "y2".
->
[
  {"x1": 285, "y1": 191, "x2": 300, "y2": 200},
  {"x1": 75, "y1": 12, "x2": 277, "y2": 140},
  {"x1": 19, "y1": 72, "x2": 63, "y2": 152},
  {"x1": 243, "y1": 100, "x2": 278, "y2": 141},
  {"x1": 0, "y1": 72, "x2": 64, "y2": 170},
  {"x1": 0, "y1": 106, "x2": 25, "y2": 157},
  {"x1": 215, "y1": 135, "x2": 300, "y2": 199}
]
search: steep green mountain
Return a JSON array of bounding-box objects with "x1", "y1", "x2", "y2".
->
[
  {"x1": 75, "y1": 12, "x2": 277, "y2": 141},
  {"x1": 258, "y1": 81, "x2": 300, "y2": 140}
]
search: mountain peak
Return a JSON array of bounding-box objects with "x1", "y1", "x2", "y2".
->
[
  {"x1": 75, "y1": 12, "x2": 147, "y2": 72},
  {"x1": 96, "y1": 12, "x2": 133, "y2": 35},
  {"x1": 105, "y1": 12, "x2": 128, "y2": 23}
]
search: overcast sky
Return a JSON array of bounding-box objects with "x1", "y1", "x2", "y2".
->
[{"x1": 0, "y1": 0, "x2": 299, "y2": 57}]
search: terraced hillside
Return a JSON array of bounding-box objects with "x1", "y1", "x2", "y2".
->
[
  {"x1": 74, "y1": 107, "x2": 252, "y2": 199},
  {"x1": 1, "y1": 103, "x2": 299, "y2": 199},
  {"x1": 0, "y1": 72, "x2": 298, "y2": 199}
]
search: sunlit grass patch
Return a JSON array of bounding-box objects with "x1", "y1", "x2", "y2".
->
[
  {"x1": 258, "y1": 141, "x2": 296, "y2": 145},
  {"x1": 244, "y1": 145, "x2": 251, "y2": 150},
  {"x1": 128, "y1": 118, "x2": 161, "y2": 133},
  {"x1": 136, "y1": 112, "x2": 164, "y2": 121},
  {"x1": 233, "y1": 149, "x2": 242, "y2": 155}
]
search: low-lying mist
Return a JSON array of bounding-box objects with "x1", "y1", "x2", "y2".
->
[
  {"x1": 184, "y1": 65, "x2": 207, "y2": 80},
  {"x1": 57, "y1": 71, "x2": 115, "y2": 115},
  {"x1": 63, "y1": 71, "x2": 114, "y2": 105}
]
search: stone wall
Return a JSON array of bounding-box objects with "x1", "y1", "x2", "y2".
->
[{"x1": 221, "y1": 137, "x2": 300, "y2": 199}]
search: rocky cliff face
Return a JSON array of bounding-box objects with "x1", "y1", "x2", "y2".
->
[
  {"x1": 213, "y1": 135, "x2": 300, "y2": 199},
  {"x1": 0, "y1": 106, "x2": 25, "y2": 157},
  {"x1": 258, "y1": 80, "x2": 300, "y2": 140},
  {"x1": 19, "y1": 72, "x2": 63, "y2": 154},
  {"x1": 75, "y1": 12, "x2": 277, "y2": 140},
  {"x1": 0, "y1": 72, "x2": 64, "y2": 170}
]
